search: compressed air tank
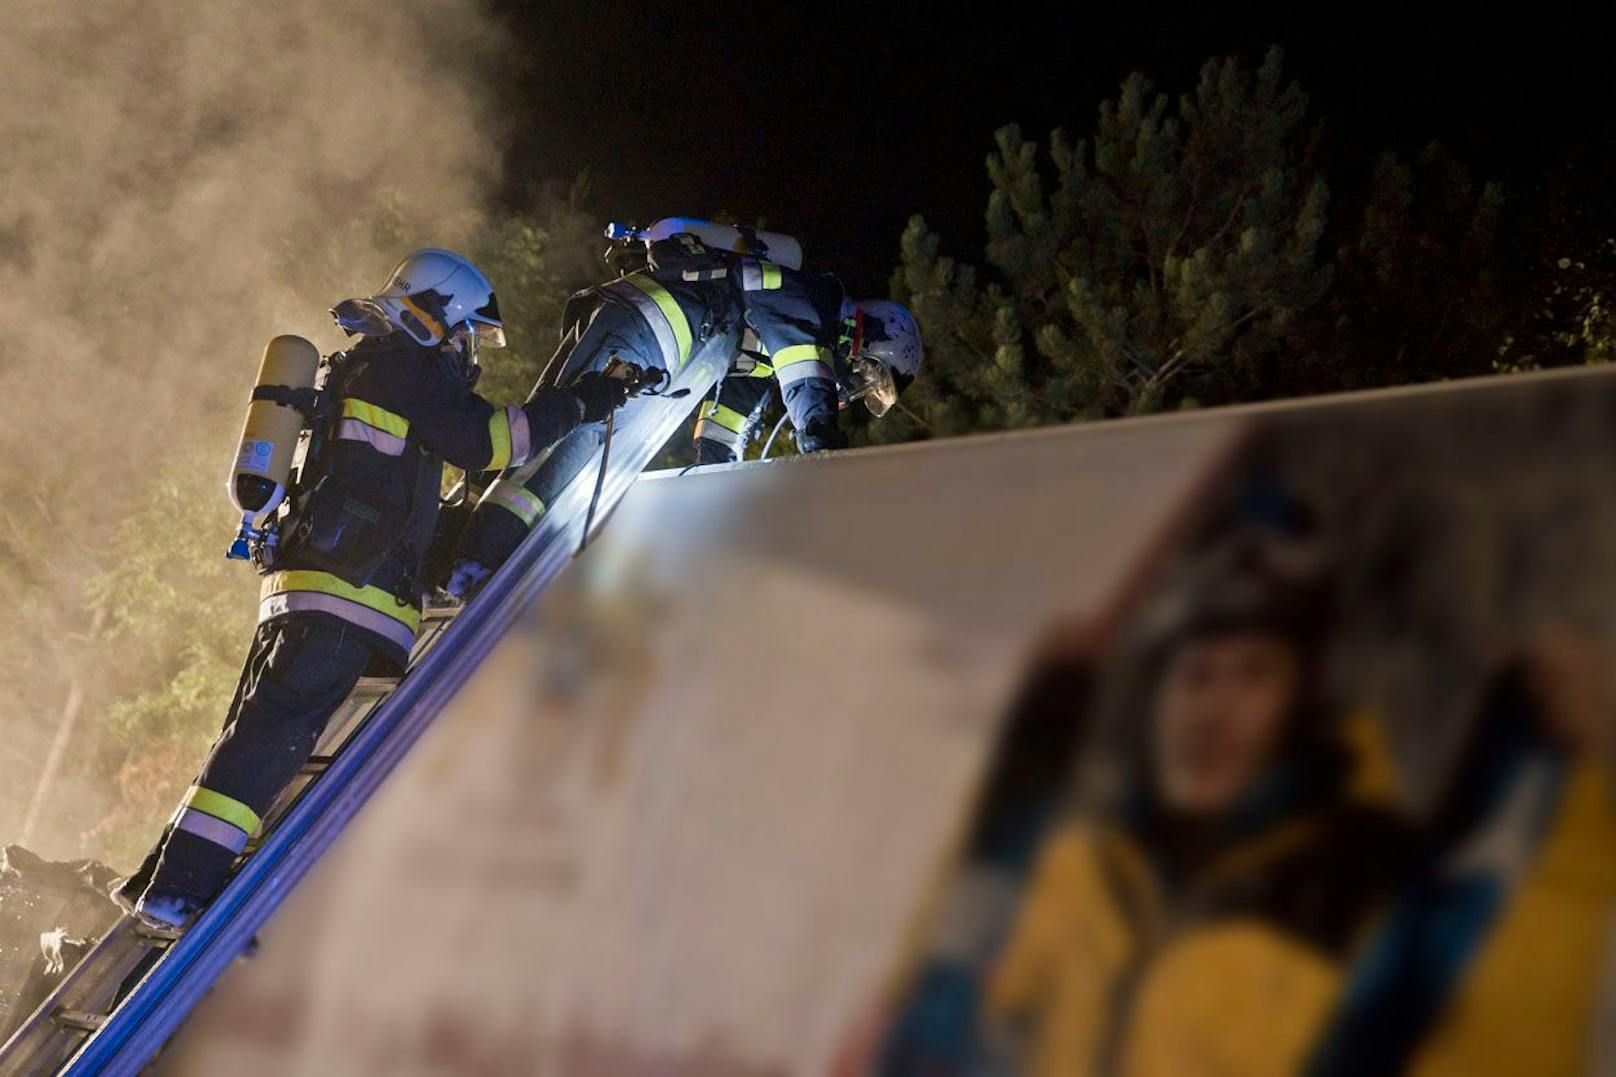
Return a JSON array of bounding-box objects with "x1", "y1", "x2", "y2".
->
[
  {"x1": 642, "y1": 217, "x2": 804, "y2": 270},
  {"x1": 229, "y1": 334, "x2": 319, "y2": 522}
]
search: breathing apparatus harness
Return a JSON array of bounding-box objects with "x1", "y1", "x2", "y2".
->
[
  {"x1": 229, "y1": 341, "x2": 435, "y2": 613},
  {"x1": 227, "y1": 353, "x2": 342, "y2": 569},
  {"x1": 231, "y1": 345, "x2": 366, "y2": 567}
]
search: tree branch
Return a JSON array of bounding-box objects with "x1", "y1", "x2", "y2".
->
[
  {"x1": 1165, "y1": 171, "x2": 1203, "y2": 264},
  {"x1": 1204, "y1": 183, "x2": 1253, "y2": 253}
]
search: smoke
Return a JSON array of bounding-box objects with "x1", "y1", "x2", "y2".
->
[{"x1": 0, "y1": 0, "x2": 512, "y2": 856}]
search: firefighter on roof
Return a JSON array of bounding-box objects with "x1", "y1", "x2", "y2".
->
[{"x1": 445, "y1": 218, "x2": 924, "y2": 597}]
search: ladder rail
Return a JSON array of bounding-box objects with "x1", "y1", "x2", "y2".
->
[
  {"x1": 1, "y1": 667, "x2": 435, "y2": 1066},
  {"x1": 43, "y1": 339, "x2": 731, "y2": 1076}
]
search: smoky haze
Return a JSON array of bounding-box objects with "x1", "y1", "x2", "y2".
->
[{"x1": 0, "y1": 0, "x2": 511, "y2": 860}]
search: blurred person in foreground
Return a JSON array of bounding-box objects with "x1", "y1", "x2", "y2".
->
[
  {"x1": 1309, "y1": 626, "x2": 1616, "y2": 1077},
  {"x1": 850, "y1": 619, "x2": 1104, "y2": 1076},
  {"x1": 980, "y1": 536, "x2": 1416, "y2": 1077}
]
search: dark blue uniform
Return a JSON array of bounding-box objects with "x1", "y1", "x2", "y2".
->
[
  {"x1": 691, "y1": 256, "x2": 845, "y2": 463},
  {"x1": 125, "y1": 333, "x2": 583, "y2": 911},
  {"x1": 458, "y1": 234, "x2": 847, "y2": 573}
]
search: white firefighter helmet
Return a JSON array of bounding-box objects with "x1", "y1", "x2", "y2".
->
[
  {"x1": 840, "y1": 299, "x2": 923, "y2": 417},
  {"x1": 332, "y1": 248, "x2": 506, "y2": 349}
]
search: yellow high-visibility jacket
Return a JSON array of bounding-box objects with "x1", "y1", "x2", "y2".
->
[{"x1": 989, "y1": 804, "x2": 1406, "y2": 1077}]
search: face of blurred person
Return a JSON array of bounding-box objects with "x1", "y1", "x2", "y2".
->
[{"x1": 1154, "y1": 632, "x2": 1302, "y2": 816}]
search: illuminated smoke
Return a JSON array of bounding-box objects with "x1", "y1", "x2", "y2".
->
[{"x1": 0, "y1": 0, "x2": 509, "y2": 857}]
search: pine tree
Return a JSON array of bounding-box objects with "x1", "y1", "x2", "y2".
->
[
  {"x1": 468, "y1": 178, "x2": 605, "y2": 401},
  {"x1": 1309, "y1": 143, "x2": 1505, "y2": 390},
  {"x1": 875, "y1": 47, "x2": 1332, "y2": 443}
]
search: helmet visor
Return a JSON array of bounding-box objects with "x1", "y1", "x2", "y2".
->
[
  {"x1": 845, "y1": 356, "x2": 898, "y2": 418},
  {"x1": 467, "y1": 319, "x2": 506, "y2": 349},
  {"x1": 331, "y1": 297, "x2": 396, "y2": 338}
]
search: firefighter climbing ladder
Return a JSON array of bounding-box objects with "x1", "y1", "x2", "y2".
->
[{"x1": 0, "y1": 339, "x2": 734, "y2": 1077}]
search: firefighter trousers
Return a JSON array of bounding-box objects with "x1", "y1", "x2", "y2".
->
[{"x1": 123, "y1": 614, "x2": 375, "y2": 907}]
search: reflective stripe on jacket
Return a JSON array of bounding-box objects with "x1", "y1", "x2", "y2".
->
[
  {"x1": 259, "y1": 569, "x2": 421, "y2": 657},
  {"x1": 267, "y1": 334, "x2": 577, "y2": 666},
  {"x1": 599, "y1": 273, "x2": 696, "y2": 373},
  {"x1": 582, "y1": 235, "x2": 847, "y2": 459}
]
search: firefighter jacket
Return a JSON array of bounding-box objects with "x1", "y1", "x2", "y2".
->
[
  {"x1": 261, "y1": 332, "x2": 581, "y2": 667},
  {"x1": 464, "y1": 236, "x2": 849, "y2": 567},
  {"x1": 583, "y1": 233, "x2": 846, "y2": 461}
]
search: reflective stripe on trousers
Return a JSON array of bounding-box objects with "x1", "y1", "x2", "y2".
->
[
  {"x1": 171, "y1": 785, "x2": 261, "y2": 854},
  {"x1": 258, "y1": 570, "x2": 420, "y2": 653},
  {"x1": 773, "y1": 343, "x2": 836, "y2": 387},
  {"x1": 695, "y1": 400, "x2": 748, "y2": 449},
  {"x1": 694, "y1": 420, "x2": 743, "y2": 450}
]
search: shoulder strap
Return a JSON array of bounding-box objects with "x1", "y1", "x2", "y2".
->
[{"x1": 290, "y1": 346, "x2": 371, "y2": 494}]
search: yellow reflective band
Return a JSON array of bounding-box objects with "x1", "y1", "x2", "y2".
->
[
  {"x1": 699, "y1": 401, "x2": 749, "y2": 434},
  {"x1": 261, "y1": 570, "x2": 422, "y2": 632},
  {"x1": 340, "y1": 399, "x2": 410, "y2": 439},
  {"x1": 397, "y1": 293, "x2": 445, "y2": 341},
  {"x1": 773, "y1": 343, "x2": 832, "y2": 368},
  {"x1": 621, "y1": 274, "x2": 693, "y2": 368},
  {"x1": 484, "y1": 482, "x2": 546, "y2": 526},
  {"x1": 740, "y1": 338, "x2": 774, "y2": 378},
  {"x1": 185, "y1": 785, "x2": 261, "y2": 836},
  {"x1": 694, "y1": 419, "x2": 742, "y2": 449},
  {"x1": 761, "y1": 262, "x2": 782, "y2": 289},
  {"x1": 486, "y1": 407, "x2": 512, "y2": 471}
]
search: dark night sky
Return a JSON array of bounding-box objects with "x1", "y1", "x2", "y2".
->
[{"x1": 488, "y1": 3, "x2": 1616, "y2": 296}]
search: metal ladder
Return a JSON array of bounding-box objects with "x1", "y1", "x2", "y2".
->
[
  {"x1": 0, "y1": 661, "x2": 441, "y2": 1076},
  {"x1": 0, "y1": 339, "x2": 732, "y2": 1076}
]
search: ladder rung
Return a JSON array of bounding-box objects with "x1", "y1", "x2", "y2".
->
[
  {"x1": 298, "y1": 754, "x2": 335, "y2": 775},
  {"x1": 52, "y1": 1008, "x2": 106, "y2": 1033},
  {"x1": 130, "y1": 922, "x2": 181, "y2": 946},
  {"x1": 350, "y1": 676, "x2": 400, "y2": 698},
  {"x1": 421, "y1": 605, "x2": 459, "y2": 623}
]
